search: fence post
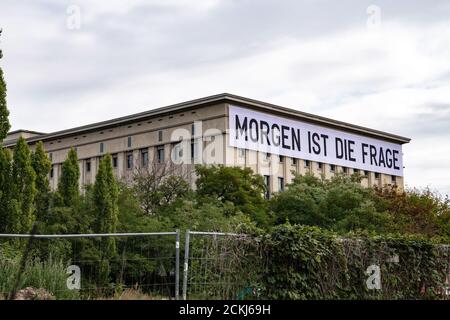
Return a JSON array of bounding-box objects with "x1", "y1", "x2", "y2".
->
[
  {"x1": 175, "y1": 229, "x2": 180, "y2": 300},
  {"x1": 182, "y1": 229, "x2": 190, "y2": 300}
]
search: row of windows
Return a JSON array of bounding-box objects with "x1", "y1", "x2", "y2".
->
[
  {"x1": 262, "y1": 171, "x2": 397, "y2": 200},
  {"x1": 121, "y1": 146, "x2": 165, "y2": 170},
  {"x1": 237, "y1": 148, "x2": 397, "y2": 183},
  {"x1": 53, "y1": 124, "x2": 199, "y2": 158},
  {"x1": 50, "y1": 146, "x2": 166, "y2": 178},
  {"x1": 97, "y1": 125, "x2": 198, "y2": 155},
  {"x1": 50, "y1": 138, "x2": 205, "y2": 179},
  {"x1": 47, "y1": 114, "x2": 200, "y2": 146}
]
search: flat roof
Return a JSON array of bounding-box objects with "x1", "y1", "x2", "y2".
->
[
  {"x1": 6, "y1": 129, "x2": 47, "y2": 136},
  {"x1": 4, "y1": 93, "x2": 411, "y2": 146}
]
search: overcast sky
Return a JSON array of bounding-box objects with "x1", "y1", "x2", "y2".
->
[{"x1": 1, "y1": 0, "x2": 449, "y2": 195}]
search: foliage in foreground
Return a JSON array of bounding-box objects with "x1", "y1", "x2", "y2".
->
[
  {"x1": 0, "y1": 244, "x2": 79, "y2": 300},
  {"x1": 259, "y1": 224, "x2": 450, "y2": 300}
]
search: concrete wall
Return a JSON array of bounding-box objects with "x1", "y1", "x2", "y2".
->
[{"x1": 19, "y1": 101, "x2": 403, "y2": 194}]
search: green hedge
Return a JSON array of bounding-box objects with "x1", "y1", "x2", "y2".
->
[{"x1": 260, "y1": 224, "x2": 450, "y2": 299}]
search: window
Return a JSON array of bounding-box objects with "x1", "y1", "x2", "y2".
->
[
  {"x1": 112, "y1": 154, "x2": 118, "y2": 168},
  {"x1": 353, "y1": 169, "x2": 359, "y2": 175},
  {"x1": 157, "y1": 146, "x2": 165, "y2": 163},
  {"x1": 174, "y1": 144, "x2": 183, "y2": 161},
  {"x1": 330, "y1": 164, "x2": 335, "y2": 172},
  {"x1": 278, "y1": 177, "x2": 285, "y2": 192},
  {"x1": 126, "y1": 153, "x2": 133, "y2": 170},
  {"x1": 364, "y1": 170, "x2": 369, "y2": 177},
  {"x1": 318, "y1": 162, "x2": 323, "y2": 170},
  {"x1": 375, "y1": 172, "x2": 380, "y2": 179},
  {"x1": 264, "y1": 175, "x2": 270, "y2": 199},
  {"x1": 191, "y1": 141, "x2": 198, "y2": 160},
  {"x1": 292, "y1": 158, "x2": 297, "y2": 165},
  {"x1": 49, "y1": 153, "x2": 53, "y2": 161},
  {"x1": 158, "y1": 130, "x2": 163, "y2": 142},
  {"x1": 127, "y1": 136, "x2": 132, "y2": 148},
  {"x1": 343, "y1": 167, "x2": 348, "y2": 174},
  {"x1": 279, "y1": 155, "x2": 284, "y2": 163},
  {"x1": 391, "y1": 175, "x2": 396, "y2": 184},
  {"x1": 191, "y1": 123, "x2": 195, "y2": 135},
  {"x1": 100, "y1": 142, "x2": 104, "y2": 153},
  {"x1": 86, "y1": 161, "x2": 91, "y2": 173},
  {"x1": 141, "y1": 149, "x2": 149, "y2": 167},
  {"x1": 50, "y1": 165, "x2": 54, "y2": 178},
  {"x1": 304, "y1": 160, "x2": 310, "y2": 168},
  {"x1": 238, "y1": 148, "x2": 245, "y2": 158},
  {"x1": 264, "y1": 153, "x2": 270, "y2": 161}
]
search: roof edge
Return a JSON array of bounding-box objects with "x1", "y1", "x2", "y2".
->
[{"x1": 3, "y1": 93, "x2": 411, "y2": 147}]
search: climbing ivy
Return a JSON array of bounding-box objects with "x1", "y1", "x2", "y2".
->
[{"x1": 260, "y1": 224, "x2": 450, "y2": 299}]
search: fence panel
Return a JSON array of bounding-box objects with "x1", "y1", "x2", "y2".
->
[
  {"x1": 182, "y1": 230, "x2": 261, "y2": 300},
  {"x1": 0, "y1": 231, "x2": 180, "y2": 300}
]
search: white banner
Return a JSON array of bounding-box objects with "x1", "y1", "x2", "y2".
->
[{"x1": 229, "y1": 105, "x2": 403, "y2": 176}]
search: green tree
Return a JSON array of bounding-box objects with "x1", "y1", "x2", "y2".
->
[
  {"x1": 11, "y1": 136, "x2": 36, "y2": 232},
  {"x1": 0, "y1": 147, "x2": 12, "y2": 232},
  {"x1": 57, "y1": 147, "x2": 80, "y2": 207},
  {"x1": 131, "y1": 165, "x2": 190, "y2": 216},
  {"x1": 195, "y1": 165, "x2": 270, "y2": 226},
  {"x1": 0, "y1": 29, "x2": 11, "y2": 142},
  {"x1": 269, "y1": 173, "x2": 328, "y2": 227},
  {"x1": 373, "y1": 186, "x2": 450, "y2": 238},
  {"x1": 93, "y1": 154, "x2": 119, "y2": 286},
  {"x1": 93, "y1": 154, "x2": 119, "y2": 235},
  {"x1": 269, "y1": 173, "x2": 392, "y2": 234},
  {"x1": 32, "y1": 141, "x2": 52, "y2": 222}
]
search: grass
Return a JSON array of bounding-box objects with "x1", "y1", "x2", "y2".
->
[{"x1": 0, "y1": 255, "x2": 79, "y2": 300}]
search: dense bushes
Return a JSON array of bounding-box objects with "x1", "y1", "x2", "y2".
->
[
  {"x1": 269, "y1": 173, "x2": 450, "y2": 239},
  {"x1": 259, "y1": 224, "x2": 450, "y2": 299}
]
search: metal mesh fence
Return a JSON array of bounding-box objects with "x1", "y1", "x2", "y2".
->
[
  {"x1": 182, "y1": 231, "x2": 262, "y2": 300},
  {"x1": 0, "y1": 232, "x2": 180, "y2": 300}
]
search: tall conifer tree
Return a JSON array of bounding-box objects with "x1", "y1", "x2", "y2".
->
[
  {"x1": 93, "y1": 154, "x2": 119, "y2": 285},
  {"x1": 57, "y1": 148, "x2": 80, "y2": 207},
  {"x1": 0, "y1": 29, "x2": 11, "y2": 142},
  {"x1": 11, "y1": 136, "x2": 36, "y2": 232},
  {"x1": 0, "y1": 147, "x2": 12, "y2": 232},
  {"x1": 32, "y1": 141, "x2": 51, "y2": 221}
]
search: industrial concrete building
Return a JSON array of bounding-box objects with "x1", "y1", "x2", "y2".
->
[{"x1": 4, "y1": 93, "x2": 410, "y2": 194}]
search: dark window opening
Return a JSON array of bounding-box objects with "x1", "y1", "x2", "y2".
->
[
  {"x1": 278, "y1": 177, "x2": 285, "y2": 192},
  {"x1": 112, "y1": 154, "x2": 118, "y2": 168},
  {"x1": 157, "y1": 146, "x2": 165, "y2": 163},
  {"x1": 126, "y1": 154, "x2": 133, "y2": 170},
  {"x1": 141, "y1": 149, "x2": 149, "y2": 167},
  {"x1": 264, "y1": 175, "x2": 270, "y2": 199}
]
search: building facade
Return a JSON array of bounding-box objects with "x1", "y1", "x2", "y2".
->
[{"x1": 4, "y1": 93, "x2": 410, "y2": 194}]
